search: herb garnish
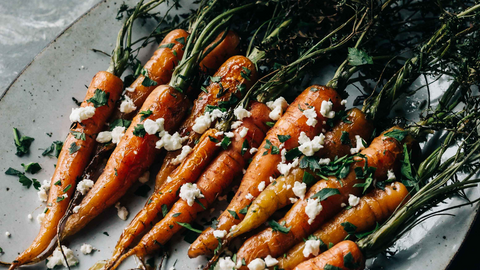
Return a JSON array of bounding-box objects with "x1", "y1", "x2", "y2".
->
[
  {"x1": 13, "y1": 128, "x2": 34, "y2": 157},
  {"x1": 86, "y1": 89, "x2": 109, "y2": 107}
]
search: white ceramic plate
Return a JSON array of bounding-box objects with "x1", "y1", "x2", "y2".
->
[{"x1": 0, "y1": 1, "x2": 478, "y2": 269}]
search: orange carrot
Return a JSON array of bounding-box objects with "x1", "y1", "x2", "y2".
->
[
  {"x1": 155, "y1": 55, "x2": 258, "y2": 190},
  {"x1": 9, "y1": 71, "x2": 123, "y2": 269},
  {"x1": 188, "y1": 85, "x2": 344, "y2": 258},
  {"x1": 109, "y1": 102, "x2": 272, "y2": 270},
  {"x1": 294, "y1": 240, "x2": 365, "y2": 270},
  {"x1": 111, "y1": 29, "x2": 188, "y2": 121},
  {"x1": 235, "y1": 127, "x2": 409, "y2": 267},
  {"x1": 199, "y1": 30, "x2": 240, "y2": 74},
  {"x1": 59, "y1": 85, "x2": 189, "y2": 239},
  {"x1": 278, "y1": 182, "x2": 409, "y2": 270},
  {"x1": 105, "y1": 128, "x2": 222, "y2": 268}
]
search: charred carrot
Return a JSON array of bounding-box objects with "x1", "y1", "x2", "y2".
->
[
  {"x1": 109, "y1": 102, "x2": 271, "y2": 270},
  {"x1": 226, "y1": 108, "x2": 373, "y2": 242},
  {"x1": 188, "y1": 85, "x2": 344, "y2": 258},
  {"x1": 278, "y1": 182, "x2": 409, "y2": 270},
  {"x1": 294, "y1": 240, "x2": 364, "y2": 270},
  {"x1": 234, "y1": 127, "x2": 410, "y2": 266}
]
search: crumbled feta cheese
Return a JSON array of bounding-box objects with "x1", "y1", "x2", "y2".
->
[
  {"x1": 348, "y1": 194, "x2": 360, "y2": 207},
  {"x1": 119, "y1": 96, "x2": 136, "y2": 114},
  {"x1": 303, "y1": 239, "x2": 321, "y2": 257},
  {"x1": 73, "y1": 206, "x2": 80, "y2": 213},
  {"x1": 96, "y1": 131, "x2": 112, "y2": 143},
  {"x1": 258, "y1": 181, "x2": 266, "y2": 192},
  {"x1": 115, "y1": 202, "x2": 128, "y2": 220},
  {"x1": 125, "y1": 87, "x2": 135, "y2": 92},
  {"x1": 245, "y1": 193, "x2": 254, "y2": 200},
  {"x1": 215, "y1": 131, "x2": 224, "y2": 137},
  {"x1": 234, "y1": 106, "x2": 252, "y2": 120},
  {"x1": 111, "y1": 126, "x2": 126, "y2": 144},
  {"x1": 350, "y1": 135, "x2": 367, "y2": 154},
  {"x1": 213, "y1": 230, "x2": 227, "y2": 239},
  {"x1": 293, "y1": 181, "x2": 307, "y2": 199},
  {"x1": 179, "y1": 183, "x2": 204, "y2": 206},
  {"x1": 138, "y1": 171, "x2": 150, "y2": 184},
  {"x1": 77, "y1": 179, "x2": 94, "y2": 195},
  {"x1": 81, "y1": 243, "x2": 94, "y2": 255},
  {"x1": 264, "y1": 255, "x2": 278, "y2": 267},
  {"x1": 249, "y1": 147, "x2": 258, "y2": 154},
  {"x1": 47, "y1": 245, "x2": 79, "y2": 269},
  {"x1": 156, "y1": 132, "x2": 187, "y2": 151},
  {"x1": 171, "y1": 145, "x2": 193, "y2": 165},
  {"x1": 166, "y1": 176, "x2": 173, "y2": 183},
  {"x1": 37, "y1": 213, "x2": 46, "y2": 224},
  {"x1": 70, "y1": 106, "x2": 95, "y2": 123},
  {"x1": 247, "y1": 258, "x2": 265, "y2": 270},
  {"x1": 303, "y1": 107, "x2": 318, "y2": 127},
  {"x1": 5, "y1": 232, "x2": 10, "y2": 237},
  {"x1": 224, "y1": 132, "x2": 234, "y2": 138},
  {"x1": 289, "y1": 197, "x2": 298, "y2": 203},
  {"x1": 298, "y1": 132, "x2": 325, "y2": 156},
  {"x1": 341, "y1": 99, "x2": 347, "y2": 105},
  {"x1": 144, "y1": 118, "x2": 165, "y2": 135},
  {"x1": 266, "y1": 97, "x2": 288, "y2": 120},
  {"x1": 318, "y1": 158, "x2": 331, "y2": 165},
  {"x1": 277, "y1": 158, "x2": 299, "y2": 175},
  {"x1": 230, "y1": 225, "x2": 238, "y2": 232},
  {"x1": 214, "y1": 257, "x2": 236, "y2": 270},
  {"x1": 341, "y1": 203, "x2": 347, "y2": 207},
  {"x1": 242, "y1": 169, "x2": 247, "y2": 174},
  {"x1": 387, "y1": 169, "x2": 396, "y2": 181},
  {"x1": 238, "y1": 127, "x2": 248, "y2": 138},
  {"x1": 38, "y1": 188, "x2": 48, "y2": 202},
  {"x1": 192, "y1": 109, "x2": 226, "y2": 134},
  {"x1": 305, "y1": 198, "x2": 323, "y2": 224},
  {"x1": 231, "y1": 121, "x2": 243, "y2": 129},
  {"x1": 28, "y1": 214, "x2": 33, "y2": 220},
  {"x1": 320, "y1": 100, "x2": 335, "y2": 119}
]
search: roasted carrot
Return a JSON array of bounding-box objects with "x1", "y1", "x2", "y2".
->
[
  {"x1": 154, "y1": 55, "x2": 258, "y2": 190},
  {"x1": 109, "y1": 102, "x2": 272, "y2": 270},
  {"x1": 234, "y1": 127, "x2": 410, "y2": 267},
  {"x1": 227, "y1": 108, "x2": 373, "y2": 241},
  {"x1": 105, "y1": 128, "x2": 222, "y2": 268},
  {"x1": 9, "y1": 72, "x2": 123, "y2": 269},
  {"x1": 199, "y1": 30, "x2": 240, "y2": 74},
  {"x1": 294, "y1": 240, "x2": 365, "y2": 270},
  {"x1": 60, "y1": 85, "x2": 189, "y2": 239},
  {"x1": 110, "y1": 29, "x2": 188, "y2": 121},
  {"x1": 278, "y1": 182, "x2": 409, "y2": 270},
  {"x1": 188, "y1": 85, "x2": 344, "y2": 258}
]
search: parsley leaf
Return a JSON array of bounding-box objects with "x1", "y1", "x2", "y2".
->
[
  {"x1": 70, "y1": 131, "x2": 86, "y2": 141},
  {"x1": 159, "y1": 43, "x2": 175, "y2": 49},
  {"x1": 5, "y1": 167, "x2": 22, "y2": 176},
  {"x1": 161, "y1": 204, "x2": 168, "y2": 217},
  {"x1": 310, "y1": 188, "x2": 340, "y2": 201},
  {"x1": 109, "y1": 119, "x2": 131, "y2": 131},
  {"x1": 344, "y1": 252, "x2": 361, "y2": 268},
  {"x1": 241, "y1": 140, "x2": 249, "y2": 156},
  {"x1": 228, "y1": 210, "x2": 240, "y2": 220},
  {"x1": 87, "y1": 89, "x2": 109, "y2": 107},
  {"x1": 12, "y1": 128, "x2": 34, "y2": 157},
  {"x1": 220, "y1": 137, "x2": 232, "y2": 150},
  {"x1": 385, "y1": 129, "x2": 408, "y2": 142},
  {"x1": 324, "y1": 264, "x2": 343, "y2": 270},
  {"x1": 302, "y1": 171, "x2": 316, "y2": 185},
  {"x1": 176, "y1": 222, "x2": 203, "y2": 233},
  {"x1": 139, "y1": 110, "x2": 153, "y2": 121},
  {"x1": 240, "y1": 67, "x2": 251, "y2": 81},
  {"x1": 175, "y1": 37, "x2": 185, "y2": 45},
  {"x1": 285, "y1": 148, "x2": 302, "y2": 161},
  {"x1": 68, "y1": 142, "x2": 81, "y2": 154},
  {"x1": 341, "y1": 221, "x2": 357, "y2": 234},
  {"x1": 340, "y1": 131, "x2": 351, "y2": 145},
  {"x1": 21, "y1": 162, "x2": 42, "y2": 174},
  {"x1": 133, "y1": 124, "x2": 146, "y2": 137},
  {"x1": 268, "y1": 220, "x2": 291, "y2": 234},
  {"x1": 348, "y1": 47, "x2": 373, "y2": 66},
  {"x1": 208, "y1": 136, "x2": 219, "y2": 143},
  {"x1": 239, "y1": 205, "x2": 249, "y2": 215},
  {"x1": 277, "y1": 134, "x2": 291, "y2": 143}
]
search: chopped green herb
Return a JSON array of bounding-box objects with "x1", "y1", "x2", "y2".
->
[
  {"x1": 42, "y1": 141, "x2": 63, "y2": 158},
  {"x1": 175, "y1": 37, "x2": 185, "y2": 45},
  {"x1": 341, "y1": 221, "x2": 357, "y2": 234},
  {"x1": 310, "y1": 188, "x2": 340, "y2": 201},
  {"x1": 384, "y1": 129, "x2": 408, "y2": 142},
  {"x1": 161, "y1": 204, "x2": 168, "y2": 217},
  {"x1": 86, "y1": 89, "x2": 109, "y2": 107},
  {"x1": 72, "y1": 97, "x2": 82, "y2": 106},
  {"x1": 159, "y1": 43, "x2": 175, "y2": 49},
  {"x1": 103, "y1": 232, "x2": 109, "y2": 236},
  {"x1": 285, "y1": 148, "x2": 302, "y2": 161},
  {"x1": 266, "y1": 122, "x2": 275, "y2": 127},
  {"x1": 5, "y1": 167, "x2": 22, "y2": 176},
  {"x1": 68, "y1": 142, "x2": 81, "y2": 154},
  {"x1": 277, "y1": 134, "x2": 291, "y2": 143},
  {"x1": 13, "y1": 128, "x2": 34, "y2": 157},
  {"x1": 228, "y1": 210, "x2": 239, "y2": 220},
  {"x1": 271, "y1": 145, "x2": 280, "y2": 155},
  {"x1": 56, "y1": 195, "x2": 67, "y2": 202},
  {"x1": 70, "y1": 131, "x2": 86, "y2": 141},
  {"x1": 200, "y1": 86, "x2": 208, "y2": 93},
  {"x1": 264, "y1": 139, "x2": 273, "y2": 149},
  {"x1": 239, "y1": 205, "x2": 249, "y2": 215},
  {"x1": 54, "y1": 180, "x2": 61, "y2": 186},
  {"x1": 63, "y1": 184, "x2": 72, "y2": 193},
  {"x1": 208, "y1": 136, "x2": 219, "y2": 143},
  {"x1": 302, "y1": 171, "x2": 316, "y2": 186},
  {"x1": 340, "y1": 131, "x2": 351, "y2": 145},
  {"x1": 142, "y1": 76, "x2": 158, "y2": 87},
  {"x1": 241, "y1": 140, "x2": 249, "y2": 156},
  {"x1": 139, "y1": 110, "x2": 153, "y2": 121},
  {"x1": 172, "y1": 213, "x2": 181, "y2": 217},
  {"x1": 133, "y1": 124, "x2": 146, "y2": 137},
  {"x1": 176, "y1": 222, "x2": 203, "y2": 233},
  {"x1": 210, "y1": 76, "x2": 221, "y2": 83},
  {"x1": 268, "y1": 220, "x2": 291, "y2": 234},
  {"x1": 240, "y1": 67, "x2": 251, "y2": 81},
  {"x1": 109, "y1": 119, "x2": 131, "y2": 131},
  {"x1": 324, "y1": 264, "x2": 342, "y2": 270},
  {"x1": 221, "y1": 137, "x2": 232, "y2": 150},
  {"x1": 344, "y1": 252, "x2": 361, "y2": 268}
]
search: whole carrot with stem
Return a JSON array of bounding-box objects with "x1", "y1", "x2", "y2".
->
[{"x1": 7, "y1": 1, "x2": 162, "y2": 268}]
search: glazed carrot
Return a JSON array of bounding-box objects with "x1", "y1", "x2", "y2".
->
[
  {"x1": 60, "y1": 85, "x2": 189, "y2": 239},
  {"x1": 105, "y1": 128, "x2": 222, "y2": 268},
  {"x1": 235, "y1": 127, "x2": 409, "y2": 267},
  {"x1": 9, "y1": 71, "x2": 123, "y2": 269},
  {"x1": 154, "y1": 55, "x2": 258, "y2": 190},
  {"x1": 294, "y1": 240, "x2": 365, "y2": 270},
  {"x1": 199, "y1": 30, "x2": 240, "y2": 74},
  {"x1": 278, "y1": 182, "x2": 409, "y2": 270},
  {"x1": 109, "y1": 102, "x2": 271, "y2": 270},
  {"x1": 111, "y1": 29, "x2": 188, "y2": 121},
  {"x1": 188, "y1": 85, "x2": 344, "y2": 258},
  {"x1": 227, "y1": 108, "x2": 373, "y2": 241}
]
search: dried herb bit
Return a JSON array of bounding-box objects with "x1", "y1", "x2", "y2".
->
[
  {"x1": 139, "y1": 109, "x2": 153, "y2": 121},
  {"x1": 86, "y1": 89, "x2": 109, "y2": 107},
  {"x1": 384, "y1": 129, "x2": 408, "y2": 142},
  {"x1": 13, "y1": 127, "x2": 34, "y2": 157},
  {"x1": 42, "y1": 141, "x2": 63, "y2": 158},
  {"x1": 70, "y1": 131, "x2": 86, "y2": 141},
  {"x1": 133, "y1": 124, "x2": 146, "y2": 137},
  {"x1": 68, "y1": 142, "x2": 81, "y2": 154},
  {"x1": 22, "y1": 162, "x2": 42, "y2": 174},
  {"x1": 240, "y1": 67, "x2": 251, "y2": 81},
  {"x1": 347, "y1": 47, "x2": 373, "y2": 66},
  {"x1": 268, "y1": 220, "x2": 291, "y2": 234},
  {"x1": 310, "y1": 188, "x2": 340, "y2": 201},
  {"x1": 103, "y1": 232, "x2": 109, "y2": 236},
  {"x1": 228, "y1": 210, "x2": 240, "y2": 220},
  {"x1": 176, "y1": 222, "x2": 203, "y2": 233},
  {"x1": 340, "y1": 131, "x2": 351, "y2": 145},
  {"x1": 277, "y1": 134, "x2": 291, "y2": 143},
  {"x1": 134, "y1": 184, "x2": 152, "y2": 197}
]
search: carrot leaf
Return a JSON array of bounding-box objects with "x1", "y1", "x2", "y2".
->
[
  {"x1": 86, "y1": 89, "x2": 109, "y2": 108},
  {"x1": 268, "y1": 220, "x2": 291, "y2": 234}
]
